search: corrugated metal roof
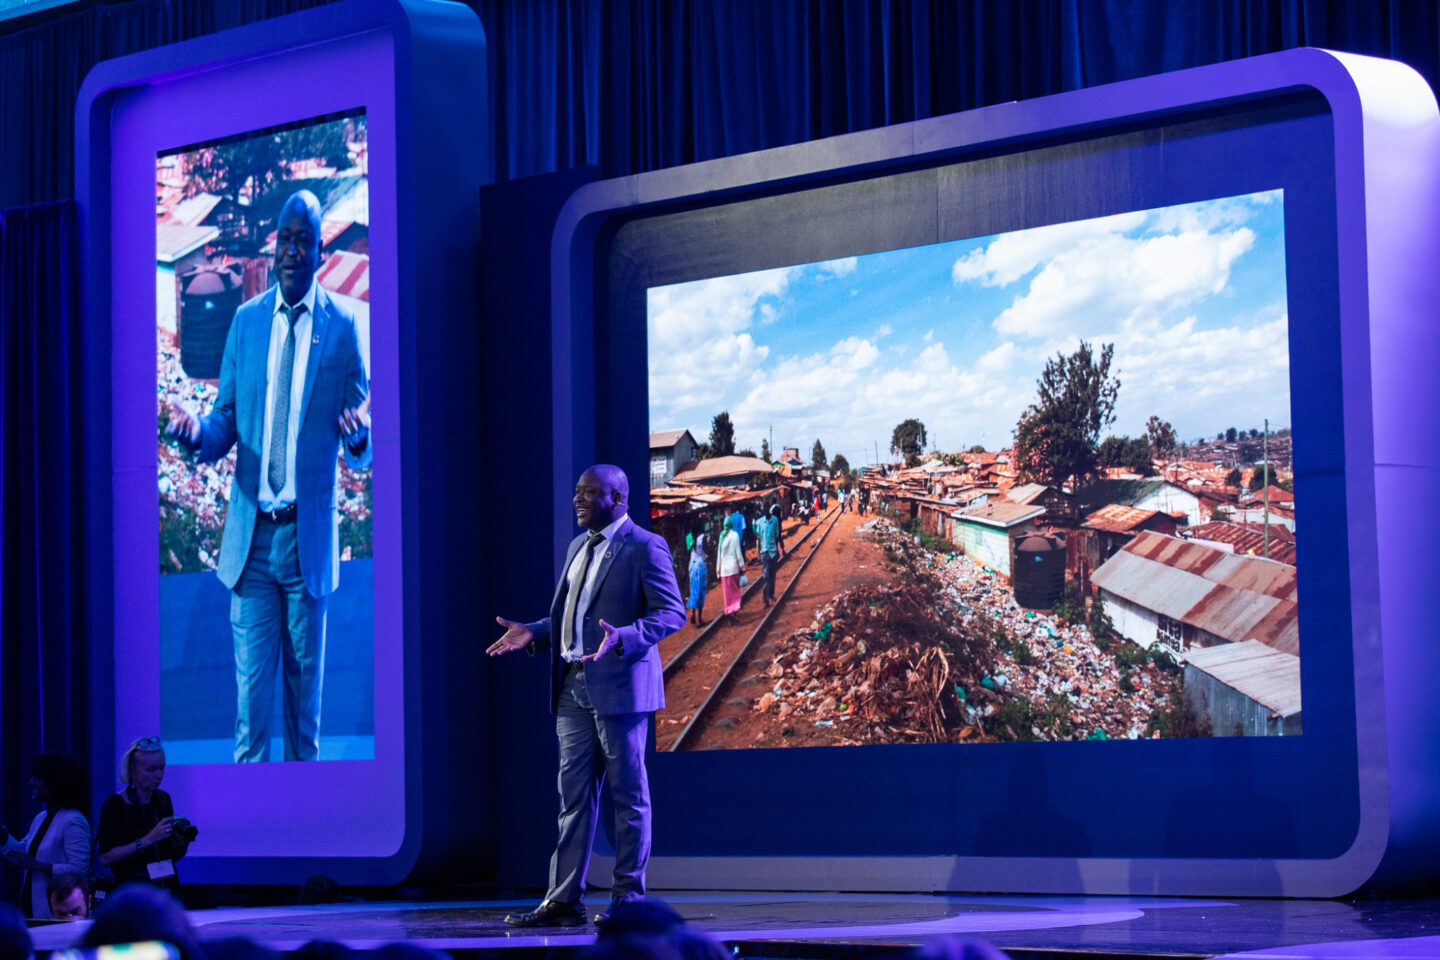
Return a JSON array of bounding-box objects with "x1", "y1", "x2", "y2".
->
[
  {"x1": 1092, "y1": 532, "x2": 1299, "y2": 655},
  {"x1": 671, "y1": 455, "x2": 776, "y2": 483},
  {"x1": 316, "y1": 251, "x2": 369, "y2": 302},
  {"x1": 1184, "y1": 640, "x2": 1301, "y2": 716},
  {"x1": 1183, "y1": 521, "x2": 1296, "y2": 565},
  {"x1": 1244, "y1": 485, "x2": 1294, "y2": 503},
  {"x1": 649, "y1": 428, "x2": 692, "y2": 449},
  {"x1": 955, "y1": 501, "x2": 1045, "y2": 529},
  {"x1": 1083, "y1": 504, "x2": 1167, "y2": 533},
  {"x1": 1006, "y1": 483, "x2": 1049, "y2": 505},
  {"x1": 156, "y1": 223, "x2": 220, "y2": 264},
  {"x1": 1077, "y1": 478, "x2": 1170, "y2": 510}
]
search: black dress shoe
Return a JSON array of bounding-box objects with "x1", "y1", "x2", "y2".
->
[{"x1": 504, "y1": 899, "x2": 587, "y2": 927}]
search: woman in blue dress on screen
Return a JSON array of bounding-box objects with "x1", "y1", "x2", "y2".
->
[{"x1": 687, "y1": 523, "x2": 708, "y2": 627}]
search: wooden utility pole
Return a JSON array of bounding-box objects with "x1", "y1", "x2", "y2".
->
[{"x1": 1262, "y1": 418, "x2": 1270, "y2": 559}]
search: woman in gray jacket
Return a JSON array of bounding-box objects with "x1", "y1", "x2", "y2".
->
[{"x1": 2, "y1": 754, "x2": 91, "y2": 918}]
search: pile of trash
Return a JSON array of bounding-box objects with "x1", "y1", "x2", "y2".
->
[
  {"x1": 751, "y1": 579, "x2": 1001, "y2": 744},
  {"x1": 752, "y1": 518, "x2": 1180, "y2": 743}
]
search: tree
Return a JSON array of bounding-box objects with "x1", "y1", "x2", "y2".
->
[
  {"x1": 182, "y1": 117, "x2": 362, "y2": 250},
  {"x1": 1146, "y1": 415, "x2": 1177, "y2": 460},
  {"x1": 760, "y1": 438, "x2": 771, "y2": 463},
  {"x1": 812, "y1": 439, "x2": 828, "y2": 471},
  {"x1": 831, "y1": 454, "x2": 851, "y2": 480},
  {"x1": 708, "y1": 412, "x2": 736, "y2": 458},
  {"x1": 737, "y1": 448, "x2": 757, "y2": 458},
  {"x1": 967, "y1": 444, "x2": 987, "y2": 454},
  {"x1": 1121, "y1": 437, "x2": 1155, "y2": 476},
  {"x1": 1250, "y1": 463, "x2": 1279, "y2": 491},
  {"x1": 1225, "y1": 426, "x2": 1238, "y2": 443},
  {"x1": 1013, "y1": 342, "x2": 1120, "y2": 487},
  {"x1": 1223, "y1": 467, "x2": 1242, "y2": 488},
  {"x1": 1097, "y1": 435, "x2": 1128, "y2": 467},
  {"x1": 890, "y1": 419, "x2": 928, "y2": 461},
  {"x1": 1249, "y1": 427, "x2": 1261, "y2": 439}
]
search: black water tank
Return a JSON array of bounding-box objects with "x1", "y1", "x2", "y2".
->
[
  {"x1": 1013, "y1": 533, "x2": 1066, "y2": 610},
  {"x1": 179, "y1": 263, "x2": 245, "y2": 380}
]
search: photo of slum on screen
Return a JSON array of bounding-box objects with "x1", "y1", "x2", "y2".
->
[
  {"x1": 155, "y1": 110, "x2": 375, "y2": 764},
  {"x1": 647, "y1": 190, "x2": 1298, "y2": 751}
]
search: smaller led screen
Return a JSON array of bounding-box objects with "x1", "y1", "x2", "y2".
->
[
  {"x1": 647, "y1": 190, "x2": 1297, "y2": 751},
  {"x1": 155, "y1": 110, "x2": 374, "y2": 764}
]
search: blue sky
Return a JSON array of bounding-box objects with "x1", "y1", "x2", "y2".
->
[{"x1": 648, "y1": 190, "x2": 1289, "y2": 468}]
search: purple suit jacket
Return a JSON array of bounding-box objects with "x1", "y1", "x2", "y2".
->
[{"x1": 527, "y1": 517, "x2": 684, "y2": 715}]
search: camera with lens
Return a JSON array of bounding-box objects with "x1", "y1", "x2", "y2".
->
[{"x1": 170, "y1": 817, "x2": 198, "y2": 842}]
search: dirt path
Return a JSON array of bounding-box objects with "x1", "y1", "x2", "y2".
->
[{"x1": 656, "y1": 506, "x2": 896, "y2": 751}]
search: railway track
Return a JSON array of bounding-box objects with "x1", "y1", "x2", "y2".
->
[
  {"x1": 662, "y1": 505, "x2": 837, "y2": 679},
  {"x1": 666, "y1": 507, "x2": 846, "y2": 751}
]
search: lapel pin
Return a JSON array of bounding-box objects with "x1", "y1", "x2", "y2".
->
[{"x1": 312, "y1": 333, "x2": 321, "y2": 345}]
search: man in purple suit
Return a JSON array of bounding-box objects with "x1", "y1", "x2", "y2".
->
[{"x1": 488, "y1": 464, "x2": 684, "y2": 927}]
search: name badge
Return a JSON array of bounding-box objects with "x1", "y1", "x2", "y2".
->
[{"x1": 147, "y1": 860, "x2": 177, "y2": 881}]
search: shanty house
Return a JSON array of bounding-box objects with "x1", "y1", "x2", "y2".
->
[
  {"x1": 670, "y1": 454, "x2": 775, "y2": 489},
  {"x1": 1090, "y1": 532, "x2": 1298, "y2": 660},
  {"x1": 951, "y1": 501, "x2": 1046, "y2": 580},
  {"x1": 1006, "y1": 483, "x2": 1078, "y2": 526},
  {"x1": 1183, "y1": 640, "x2": 1302, "y2": 736},
  {"x1": 1083, "y1": 505, "x2": 1181, "y2": 566},
  {"x1": 649, "y1": 429, "x2": 698, "y2": 485},
  {"x1": 1077, "y1": 478, "x2": 1204, "y2": 526}
]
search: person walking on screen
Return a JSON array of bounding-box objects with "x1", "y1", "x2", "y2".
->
[
  {"x1": 488, "y1": 465, "x2": 684, "y2": 927},
  {"x1": 167, "y1": 189, "x2": 371, "y2": 762},
  {"x1": 757, "y1": 504, "x2": 785, "y2": 607}
]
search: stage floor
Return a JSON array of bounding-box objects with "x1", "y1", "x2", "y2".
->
[{"x1": 28, "y1": 893, "x2": 1440, "y2": 960}]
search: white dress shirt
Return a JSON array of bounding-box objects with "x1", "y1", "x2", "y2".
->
[
  {"x1": 258, "y1": 279, "x2": 317, "y2": 511},
  {"x1": 562, "y1": 513, "x2": 629, "y2": 662}
]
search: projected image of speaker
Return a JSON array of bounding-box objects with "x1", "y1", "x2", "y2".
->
[{"x1": 155, "y1": 111, "x2": 374, "y2": 766}]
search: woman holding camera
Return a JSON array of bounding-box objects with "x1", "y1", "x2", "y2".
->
[{"x1": 97, "y1": 737, "x2": 192, "y2": 891}]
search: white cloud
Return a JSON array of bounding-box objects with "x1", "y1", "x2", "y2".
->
[
  {"x1": 647, "y1": 269, "x2": 788, "y2": 412},
  {"x1": 952, "y1": 210, "x2": 1147, "y2": 287},
  {"x1": 990, "y1": 227, "x2": 1255, "y2": 340},
  {"x1": 816, "y1": 256, "x2": 858, "y2": 279}
]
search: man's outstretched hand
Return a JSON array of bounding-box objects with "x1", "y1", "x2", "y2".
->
[
  {"x1": 165, "y1": 401, "x2": 201, "y2": 447},
  {"x1": 488, "y1": 616, "x2": 533, "y2": 656},
  {"x1": 339, "y1": 393, "x2": 371, "y2": 450},
  {"x1": 579, "y1": 619, "x2": 621, "y2": 662}
]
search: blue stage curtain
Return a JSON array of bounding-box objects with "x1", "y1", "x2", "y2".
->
[
  {"x1": 0, "y1": 0, "x2": 339, "y2": 210},
  {"x1": 474, "y1": 0, "x2": 1440, "y2": 182},
  {"x1": 0, "y1": 200, "x2": 84, "y2": 907},
  {"x1": 4, "y1": 0, "x2": 1440, "y2": 203}
]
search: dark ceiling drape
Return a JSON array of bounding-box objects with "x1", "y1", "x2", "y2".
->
[{"x1": 1, "y1": 0, "x2": 1439, "y2": 887}]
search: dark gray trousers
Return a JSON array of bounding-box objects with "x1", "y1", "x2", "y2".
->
[{"x1": 545, "y1": 665, "x2": 651, "y2": 905}]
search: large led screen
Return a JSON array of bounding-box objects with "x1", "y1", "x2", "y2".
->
[
  {"x1": 155, "y1": 111, "x2": 374, "y2": 763},
  {"x1": 648, "y1": 190, "x2": 1298, "y2": 751}
]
